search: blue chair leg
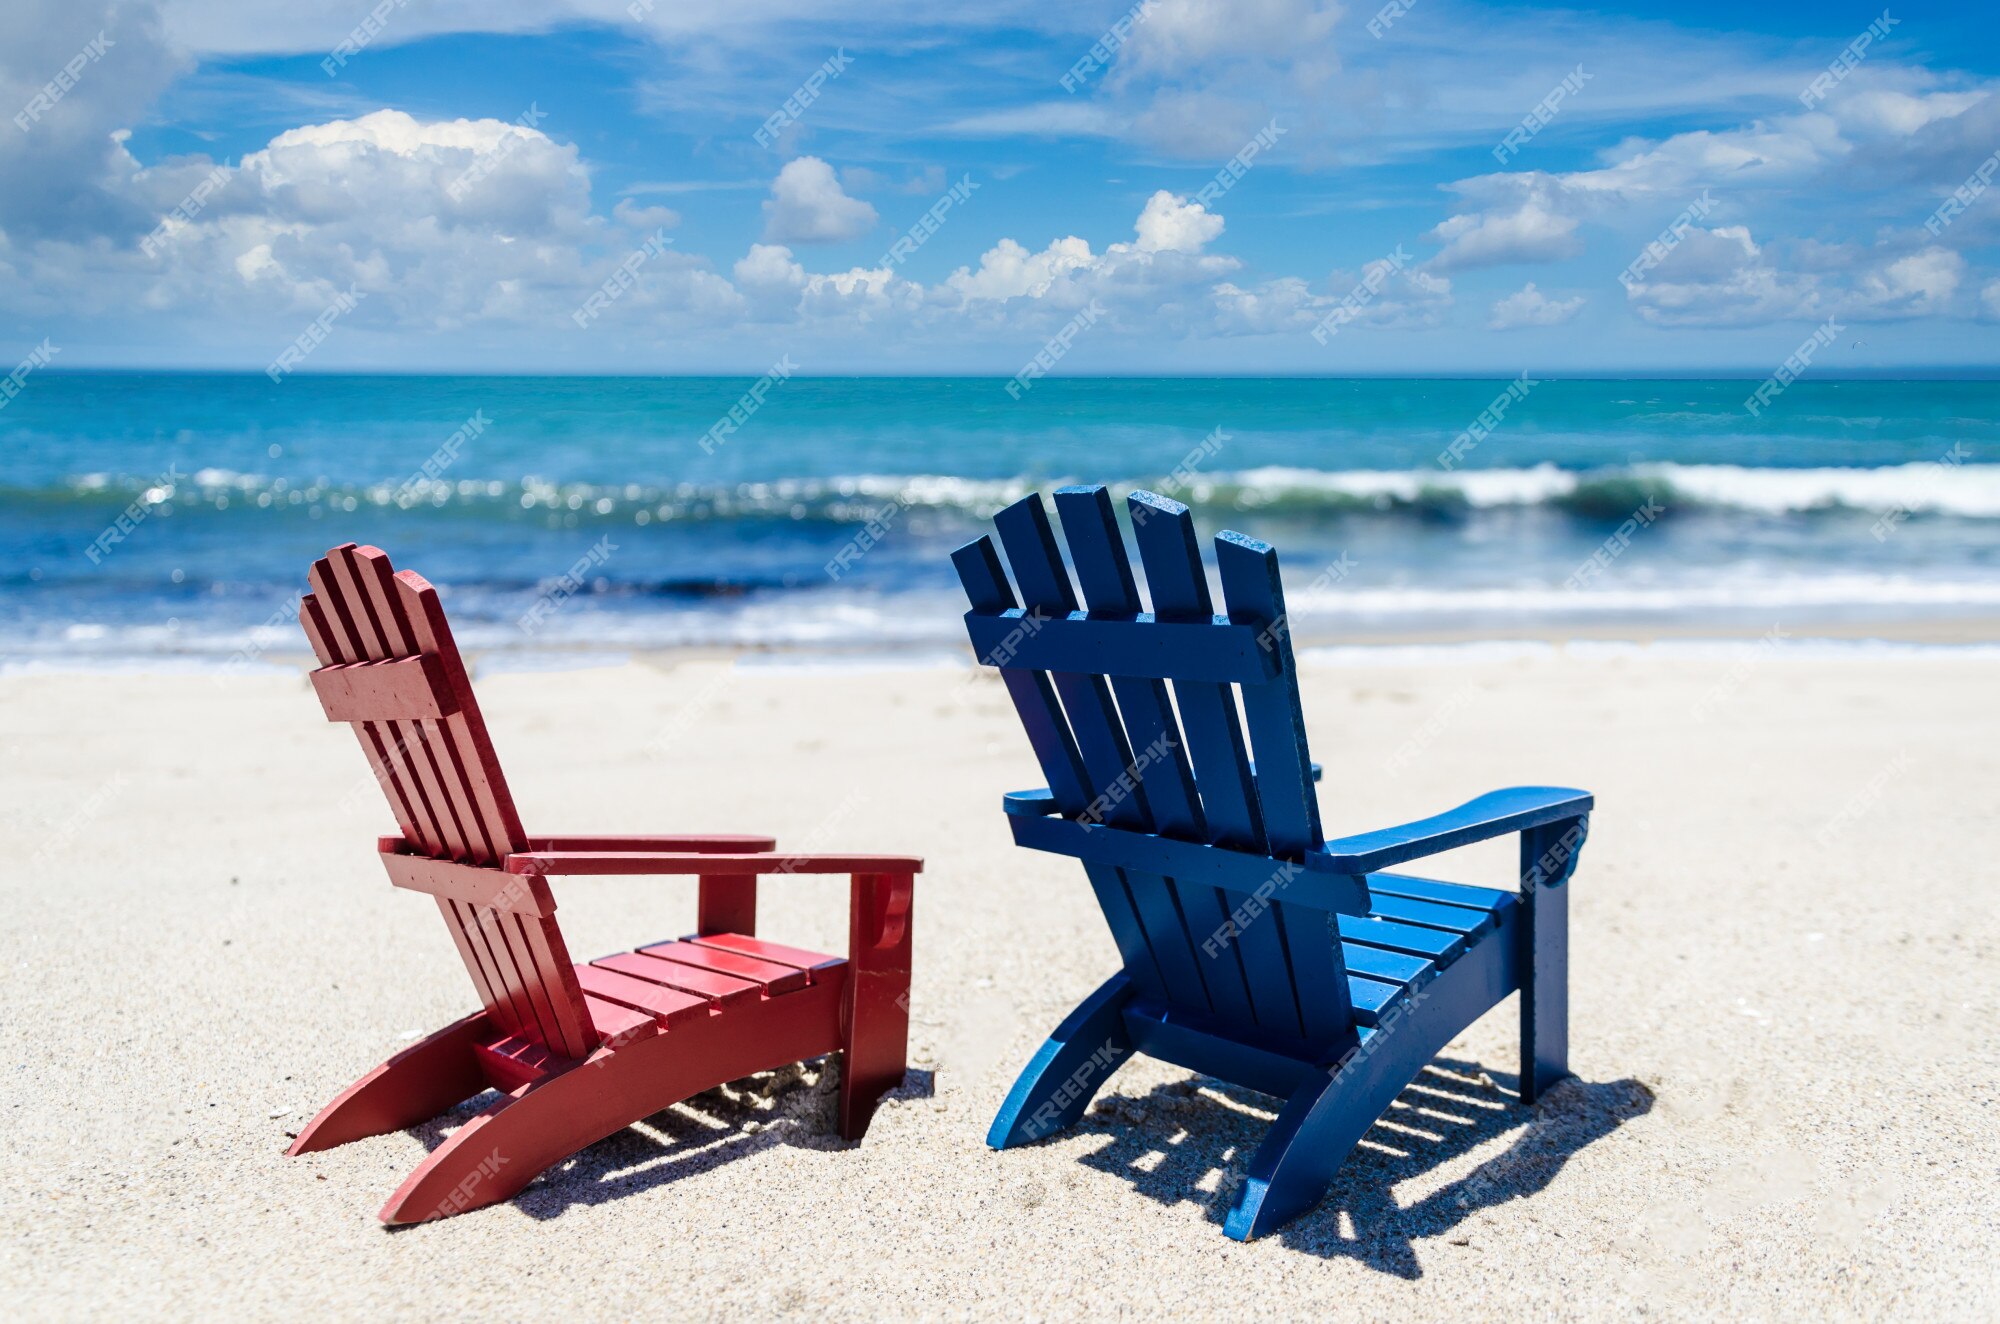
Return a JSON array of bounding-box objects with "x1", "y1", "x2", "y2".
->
[
  {"x1": 988, "y1": 973, "x2": 1137, "y2": 1148},
  {"x1": 1223, "y1": 1033, "x2": 1416, "y2": 1240},
  {"x1": 1519, "y1": 820, "x2": 1577, "y2": 1105}
]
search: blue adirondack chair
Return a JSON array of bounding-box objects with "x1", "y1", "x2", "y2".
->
[{"x1": 954, "y1": 486, "x2": 1593, "y2": 1240}]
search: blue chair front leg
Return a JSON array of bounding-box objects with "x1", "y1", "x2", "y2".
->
[{"x1": 988, "y1": 973, "x2": 1137, "y2": 1148}]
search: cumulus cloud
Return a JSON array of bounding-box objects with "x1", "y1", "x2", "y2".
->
[
  {"x1": 761, "y1": 156, "x2": 878, "y2": 244},
  {"x1": 1428, "y1": 187, "x2": 1582, "y2": 271},
  {"x1": 1621, "y1": 225, "x2": 1823, "y2": 326},
  {"x1": 1132, "y1": 189, "x2": 1224, "y2": 253},
  {"x1": 1850, "y1": 247, "x2": 1965, "y2": 319},
  {"x1": 1488, "y1": 282, "x2": 1585, "y2": 330}
]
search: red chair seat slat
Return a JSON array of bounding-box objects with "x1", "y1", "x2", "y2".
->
[
  {"x1": 590, "y1": 952, "x2": 763, "y2": 1008},
  {"x1": 688, "y1": 932, "x2": 844, "y2": 975},
  {"x1": 637, "y1": 939, "x2": 811, "y2": 994},
  {"x1": 573, "y1": 964, "x2": 712, "y2": 1028}
]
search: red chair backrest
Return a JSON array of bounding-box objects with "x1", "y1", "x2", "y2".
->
[{"x1": 301, "y1": 543, "x2": 598, "y2": 1059}]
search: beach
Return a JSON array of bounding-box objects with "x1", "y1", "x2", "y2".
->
[{"x1": 5, "y1": 644, "x2": 1994, "y2": 1318}]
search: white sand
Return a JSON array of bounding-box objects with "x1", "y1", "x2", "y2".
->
[{"x1": 3, "y1": 648, "x2": 1995, "y2": 1318}]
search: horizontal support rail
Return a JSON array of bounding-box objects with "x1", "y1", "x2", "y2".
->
[
  {"x1": 311, "y1": 653, "x2": 458, "y2": 722},
  {"x1": 1007, "y1": 813, "x2": 1370, "y2": 914},
  {"x1": 379, "y1": 850, "x2": 556, "y2": 916},
  {"x1": 964, "y1": 609, "x2": 1281, "y2": 684},
  {"x1": 506, "y1": 851, "x2": 924, "y2": 877}
]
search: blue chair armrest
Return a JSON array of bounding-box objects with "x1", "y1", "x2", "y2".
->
[
  {"x1": 1306, "y1": 786, "x2": 1593, "y2": 876},
  {"x1": 1002, "y1": 762, "x2": 1323, "y2": 817}
]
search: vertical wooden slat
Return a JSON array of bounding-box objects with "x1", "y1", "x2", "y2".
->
[
  {"x1": 995, "y1": 496, "x2": 1211, "y2": 1009},
  {"x1": 321, "y1": 547, "x2": 541, "y2": 1039},
  {"x1": 309, "y1": 552, "x2": 450, "y2": 858},
  {"x1": 380, "y1": 555, "x2": 594, "y2": 1058},
  {"x1": 1050, "y1": 487, "x2": 1203, "y2": 834},
  {"x1": 303, "y1": 586, "x2": 518, "y2": 1033},
  {"x1": 1127, "y1": 491, "x2": 1303, "y2": 1039},
  {"x1": 953, "y1": 535, "x2": 1165, "y2": 1001},
  {"x1": 1215, "y1": 529, "x2": 1354, "y2": 1046},
  {"x1": 347, "y1": 549, "x2": 561, "y2": 1050},
  {"x1": 1053, "y1": 486, "x2": 1256, "y2": 1027}
]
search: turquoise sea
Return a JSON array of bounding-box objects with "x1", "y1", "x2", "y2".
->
[{"x1": 2, "y1": 373, "x2": 1996, "y2": 661}]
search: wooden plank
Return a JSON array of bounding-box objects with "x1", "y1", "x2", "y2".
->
[
  {"x1": 506, "y1": 851, "x2": 924, "y2": 876},
  {"x1": 307, "y1": 554, "x2": 451, "y2": 858},
  {"x1": 1334, "y1": 913, "x2": 1469, "y2": 964},
  {"x1": 1311, "y1": 786, "x2": 1596, "y2": 875},
  {"x1": 591, "y1": 952, "x2": 763, "y2": 1008},
  {"x1": 637, "y1": 940, "x2": 809, "y2": 994},
  {"x1": 992, "y1": 497, "x2": 1153, "y2": 831},
  {"x1": 1053, "y1": 487, "x2": 1254, "y2": 1022},
  {"x1": 1007, "y1": 812, "x2": 1369, "y2": 913},
  {"x1": 574, "y1": 964, "x2": 711, "y2": 1028},
  {"x1": 1125, "y1": 491, "x2": 1307, "y2": 1039},
  {"x1": 1214, "y1": 529, "x2": 1351, "y2": 1046},
  {"x1": 961, "y1": 611, "x2": 1279, "y2": 685},
  {"x1": 527, "y1": 834, "x2": 777, "y2": 852},
  {"x1": 1126, "y1": 492, "x2": 1264, "y2": 849},
  {"x1": 310, "y1": 653, "x2": 459, "y2": 722},
  {"x1": 1366, "y1": 873, "x2": 1516, "y2": 913},
  {"x1": 379, "y1": 851, "x2": 556, "y2": 915},
  {"x1": 1338, "y1": 941, "x2": 1434, "y2": 988},
  {"x1": 581, "y1": 994, "x2": 659, "y2": 1045},
  {"x1": 1213, "y1": 532, "x2": 1323, "y2": 855},
  {"x1": 1363, "y1": 892, "x2": 1497, "y2": 937},
  {"x1": 340, "y1": 546, "x2": 574, "y2": 1056},
  {"x1": 688, "y1": 932, "x2": 844, "y2": 976},
  {"x1": 1345, "y1": 974, "x2": 1403, "y2": 1027},
  {"x1": 696, "y1": 874, "x2": 757, "y2": 937},
  {"x1": 994, "y1": 494, "x2": 1209, "y2": 1009},
  {"x1": 392, "y1": 561, "x2": 532, "y2": 858},
  {"x1": 952, "y1": 536, "x2": 1092, "y2": 815}
]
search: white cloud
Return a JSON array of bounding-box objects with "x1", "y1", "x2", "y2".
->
[
  {"x1": 1621, "y1": 225, "x2": 1823, "y2": 326},
  {"x1": 1428, "y1": 187, "x2": 1582, "y2": 270},
  {"x1": 732, "y1": 241, "x2": 807, "y2": 318},
  {"x1": 1984, "y1": 279, "x2": 2000, "y2": 320},
  {"x1": 945, "y1": 236, "x2": 1096, "y2": 301},
  {"x1": 1850, "y1": 247, "x2": 1965, "y2": 319},
  {"x1": 761, "y1": 156, "x2": 879, "y2": 244},
  {"x1": 1132, "y1": 189, "x2": 1224, "y2": 253},
  {"x1": 613, "y1": 198, "x2": 681, "y2": 231},
  {"x1": 1488, "y1": 282, "x2": 1585, "y2": 330}
]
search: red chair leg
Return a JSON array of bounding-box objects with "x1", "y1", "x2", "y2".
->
[
  {"x1": 839, "y1": 871, "x2": 913, "y2": 1140},
  {"x1": 288, "y1": 1012, "x2": 493, "y2": 1156}
]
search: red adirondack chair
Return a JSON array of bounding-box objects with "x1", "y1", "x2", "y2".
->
[{"x1": 286, "y1": 543, "x2": 919, "y2": 1223}]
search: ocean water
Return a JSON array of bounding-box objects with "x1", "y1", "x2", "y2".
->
[{"x1": 1, "y1": 372, "x2": 1995, "y2": 662}]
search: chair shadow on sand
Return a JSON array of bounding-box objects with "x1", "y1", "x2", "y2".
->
[
  {"x1": 387, "y1": 1061, "x2": 938, "y2": 1226},
  {"x1": 1072, "y1": 1060, "x2": 1653, "y2": 1274}
]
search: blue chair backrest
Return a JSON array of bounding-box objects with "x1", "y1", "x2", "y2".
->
[{"x1": 955, "y1": 486, "x2": 1360, "y2": 1048}]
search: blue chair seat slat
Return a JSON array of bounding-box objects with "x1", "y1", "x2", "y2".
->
[
  {"x1": 1367, "y1": 873, "x2": 1517, "y2": 914},
  {"x1": 1364, "y1": 892, "x2": 1499, "y2": 936},
  {"x1": 1345, "y1": 975, "x2": 1403, "y2": 1027},
  {"x1": 1339, "y1": 941, "x2": 1435, "y2": 988},
  {"x1": 1333, "y1": 913, "x2": 1469, "y2": 964}
]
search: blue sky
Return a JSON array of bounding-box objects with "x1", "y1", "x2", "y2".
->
[{"x1": 3, "y1": 0, "x2": 1998, "y2": 373}]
